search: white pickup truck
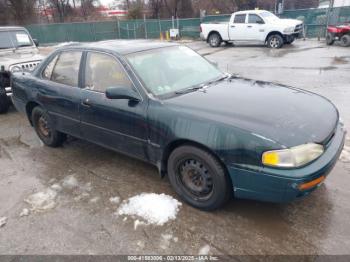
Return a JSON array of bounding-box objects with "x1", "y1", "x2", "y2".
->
[{"x1": 200, "y1": 10, "x2": 303, "y2": 48}]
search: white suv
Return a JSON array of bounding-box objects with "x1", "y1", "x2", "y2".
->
[{"x1": 0, "y1": 26, "x2": 44, "y2": 113}]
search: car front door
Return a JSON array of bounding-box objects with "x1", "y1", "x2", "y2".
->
[
  {"x1": 36, "y1": 51, "x2": 83, "y2": 137},
  {"x1": 245, "y1": 14, "x2": 267, "y2": 42},
  {"x1": 229, "y1": 14, "x2": 247, "y2": 41},
  {"x1": 80, "y1": 51, "x2": 149, "y2": 160}
]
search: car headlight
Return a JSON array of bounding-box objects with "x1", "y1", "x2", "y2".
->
[
  {"x1": 262, "y1": 143, "x2": 324, "y2": 168},
  {"x1": 10, "y1": 66, "x2": 22, "y2": 73},
  {"x1": 283, "y1": 26, "x2": 295, "y2": 33}
]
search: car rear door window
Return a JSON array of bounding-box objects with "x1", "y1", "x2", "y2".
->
[
  {"x1": 248, "y1": 14, "x2": 264, "y2": 24},
  {"x1": 84, "y1": 52, "x2": 132, "y2": 93},
  {"x1": 234, "y1": 14, "x2": 246, "y2": 24},
  {"x1": 51, "y1": 51, "x2": 82, "y2": 86}
]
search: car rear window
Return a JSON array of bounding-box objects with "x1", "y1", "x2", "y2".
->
[
  {"x1": 234, "y1": 14, "x2": 246, "y2": 24},
  {"x1": 51, "y1": 51, "x2": 82, "y2": 87}
]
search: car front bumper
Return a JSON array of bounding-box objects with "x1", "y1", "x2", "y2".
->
[{"x1": 227, "y1": 123, "x2": 346, "y2": 203}]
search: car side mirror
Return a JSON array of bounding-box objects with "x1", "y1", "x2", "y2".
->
[
  {"x1": 33, "y1": 39, "x2": 39, "y2": 47},
  {"x1": 106, "y1": 86, "x2": 140, "y2": 102}
]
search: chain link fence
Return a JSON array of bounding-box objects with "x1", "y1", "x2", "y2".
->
[{"x1": 26, "y1": 5, "x2": 350, "y2": 45}]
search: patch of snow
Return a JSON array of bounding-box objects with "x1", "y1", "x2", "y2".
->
[
  {"x1": 340, "y1": 145, "x2": 350, "y2": 162},
  {"x1": 109, "y1": 196, "x2": 120, "y2": 204},
  {"x1": 50, "y1": 183, "x2": 62, "y2": 192},
  {"x1": 123, "y1": 217, "x2": 127, "y2": 221},
  {"x1": 117, "y1": 193, "x2": 182, "y2": 226},
  {"x1": 134, "y1": 219, "x2": 146, "y2": 230},
  {"x1": 160, "y1": 233, "x2": 173, "y2": 250},
  {"x1": 20, "y1": 208, "x2": 30, "y2": 217},
  {"x1": 62, "y1": 175, "x2": 79, "y2": 190},
  {"x1": 137, "y1": 240, "x2": 145, "y2": 249},
  {"x1": 173, "y1": 237, "x2": 178, "y2": 243},
  {"x1": 74, "y1": 192, "x2": 90, "y2": 201},
  {"x1": 0, "y1": 217, "x2": 7, "y2": 228},
  {"x1": 89, "y1": 197, "x2": 100, "y2": 203},
  {"x1": 54, "y1": 41, "x2": 78, "y2": 48},
  {"x1": 24, "y1": 188, "x2": 57, "y2": 211},
  {"x1": 81, "y1": 182, "x2": 92, "y2": 192},
  {"x1": 198, "y1": 244, "x2": 211, "y2": 255}
]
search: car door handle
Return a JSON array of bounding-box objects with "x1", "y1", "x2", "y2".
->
[
  {"x1": 247, "y1": 25, "x2": 252, "y2": 28},
  {"x1": 81, "y1": 98, "x2": 92, "y2": 107},
  {"x1": 230, "y1": 25, "x2": 235, "y2": 28}
]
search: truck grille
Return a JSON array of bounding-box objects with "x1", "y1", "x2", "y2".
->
[{"x1": 9, "y1": 61, "x2": 41, "y2": 72}]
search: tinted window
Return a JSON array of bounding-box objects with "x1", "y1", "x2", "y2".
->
[
  {"x1": 51, "y1": 51, "x2": 82, "y2": 86},
  {"x1": 42, "y1": 54, "x2": 59, "y2": 80},
  {"x1": 85, "y1": 52, "x2": 132, "y2": 93},
  {"x1": 248, "y1": 14, "x2": 264, "y2": 24},
  {"x1": 233, "y1": 14, "x2": 246, "y2": 23}
]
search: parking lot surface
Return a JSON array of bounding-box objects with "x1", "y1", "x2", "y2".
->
[{"x1": 0, "y1": 40, "x2": 350, "y2": 255}]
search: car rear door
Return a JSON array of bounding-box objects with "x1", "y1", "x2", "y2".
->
[
  {"x1": 228, "y1": 14, "x2": 248, "y2": 40},
  {"x1": 35, "y1": 50, "x2": 83, "y2": 137},
  {"x1": 79, "y1": 51, "x2": 149, "y2": 160},
  {"x1": 245, "y1": 14, "x2": 267, "y2": 41}
]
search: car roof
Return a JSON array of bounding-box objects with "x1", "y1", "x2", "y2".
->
[
  {"x1": 235, "y1": 10, "x2": 268, "y2": 15},
  {"x1": 0, "y1": 26, "x2": 27, "y2": 31},
  {"x1": 57, "y1": 40, "x2": 179, "y2": 55}
]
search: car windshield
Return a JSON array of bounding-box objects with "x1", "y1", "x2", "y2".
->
[
  {"x1": 126, "y1": 46, "x2": 224, "y2": 97},
  {"x1": 0, "y1": 30, "x2": 34, "y2": 49},
  {"x1": 260, "y1": 11, "x2": 279, "y2": 21}
]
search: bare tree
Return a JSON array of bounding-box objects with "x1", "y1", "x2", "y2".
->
[
  {"x1": 48, "y1": 0, "x2": 71, "y2": 22},
  {"x1": 6, "y1": 0, "x2": 37, "y2": 25}
]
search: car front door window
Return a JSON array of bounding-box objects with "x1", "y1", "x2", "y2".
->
[
  {"x1": 51, "y1": 51, "x2": 82, "y2": 87},
  {"x1": 84, "y1": 52, "x2": 132, "y2": 92}
]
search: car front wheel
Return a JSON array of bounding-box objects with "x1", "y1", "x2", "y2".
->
[
  {"x1": 32, "y1": 106, "x2": 66, "y2": 147},
  {"x1": 167, "y1": 145, "x2": 232, "y2": 211},
  {"x1": 0, "y1": 88, "x2": 10, "y2": 114},
  {"x1": 340, "y1": 35, "x2": 350, "y2": 47},
  {"x1": 267, "y1": 34, "x2": 284, "y2": 49}
]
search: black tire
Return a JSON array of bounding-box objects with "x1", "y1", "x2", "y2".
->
[
  {"x1": 326, "y1": 33, "x2": 335, "y2": 45},
  {"x1": 285, "y1": 36, "x2": 295, "y2": 44},
  {"x1": 340, "y1": 35, "x2": 350, "y2": 47},
  {"x1": 31, "y1": 106, "x2": 66, "y2": 147},
  {"x1": 167, "y1": 145, "x2": 232, "y2": 211},
  {"x1": 208, "y1": 33, "x2": 222, "y2": 48},
  {"x1": 0, "y1": 88, "x2": 10, "y2": 114},
  {"x1": 267, "y1": 34, "x2": 284, "y2": 49}
]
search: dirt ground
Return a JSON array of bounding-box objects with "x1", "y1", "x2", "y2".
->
[{"x1": 0, "y1": 39, "x2": 350, "y2": 256}]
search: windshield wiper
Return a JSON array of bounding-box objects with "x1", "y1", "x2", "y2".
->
[
  {"x1": 175, "y1": 85, "x2": 205, "y2": 95},
  {"x1": 15, "y1": 44, "x2": 33, "y2": 49}
]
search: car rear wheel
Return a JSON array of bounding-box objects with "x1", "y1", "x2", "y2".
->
[
  {"x1": 32, "y1": 106, "x2": 66, "y2": 147},
  {"x1": 326, "y1": 33, "x2": 335, "y2": 45},
  {"x1": 267, "y1": 34, "x2": 284, "y2": 49},
  {"x1": 208, "y1": 33, "x2": 222, "y2": 48},
  {"x1": 167, "y1": 145, "x2": 232, "y2": 211},
  {"x1": 0, "y1": 88, "x2": 10, "y2": 114},
  {"x1": 340, "y1": 35, "x2": 350, "y2": 47}
]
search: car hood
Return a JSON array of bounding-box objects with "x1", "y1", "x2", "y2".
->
[
  {"x1": 165, "y1": 78, "x2": 338, "y2": 148},
  {"x1": 0, "y1": 48, "x2": 44, "y2": 69},
  {"x1": 278, "y1": 18, "x2": 303, "y2": 26}
]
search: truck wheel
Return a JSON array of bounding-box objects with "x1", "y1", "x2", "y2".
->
[
  {"x1": 267, "y1": 34, "x2": 284, "y2": 49},
  {"x1": 0, "y1": 88, "x2": 10, "y2": 114},
  {"x1": 208, "y1": 33, "x2": 222, "y2": 48},
  {"x1": 326, "y1": 33, "x2": 335, "y2": 45},
  {"x1": 167, "y1": 145, "x2": 232, "y2": 211},
  {"x1": 32, "y1": 106, "x2": 66, "y2": 147},
  {"x1": 340, "y1": 35, "x2": 350, "y2": 47}
]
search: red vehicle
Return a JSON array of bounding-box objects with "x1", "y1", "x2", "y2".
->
[{"x1": 326, "y1": 23, "x2": 350, "y2": 47}]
